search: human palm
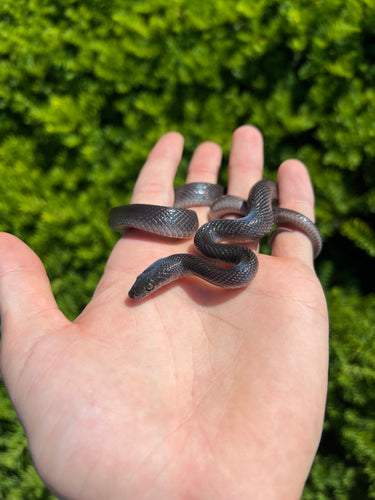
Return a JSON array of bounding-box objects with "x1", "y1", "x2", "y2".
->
[{"x1": 0, "y1": 126, "x2": 328, "y2": 500}]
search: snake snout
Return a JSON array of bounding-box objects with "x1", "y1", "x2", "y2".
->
[
  {"x1": 128, "y1": 256, "x2": 185, "y2": 299},
  {"x1": 128, "y1": 278, "x2": 154, "y2": 300},
  {"x1": 128, "y1": 269, "x2": 159, "y2": 300}
]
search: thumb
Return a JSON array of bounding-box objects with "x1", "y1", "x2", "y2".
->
[{"x1": 0, "y1": 233, "x2": 69, "y2": 382}]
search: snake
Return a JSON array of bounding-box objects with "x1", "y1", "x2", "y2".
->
[{"x1": 108, "y1": 180, "x2": 322, "y2": 300}]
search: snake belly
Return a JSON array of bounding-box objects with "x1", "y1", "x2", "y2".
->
[{"x1": 108, "y1": 179, "x2": 322, "y2": 300}]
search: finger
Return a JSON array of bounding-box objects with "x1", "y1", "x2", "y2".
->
[
  {"x1": 226, "y1": 126, "x2": 264, "y2": 252},
  {"x1": 183, "y1": 141, "x2": 223, "y2": 225},
  {"x1": 185, "y1": 141, "x2": 222, "y2": 184},
  {"x1": 271, "y1": 160, "x2": 317, "y2": 265},
  {"x1": 97, "y1": 133, "x2": 185, "y2": 297},
  {"x1": 0, "y1": 233, "x2": 68, "y2": 382},
  {"x1": 131, "y1": 131, "x2": 184, "y2": 205},
  {"x1": 227, "y1": 125, "x2": 264, "y2": 197}
]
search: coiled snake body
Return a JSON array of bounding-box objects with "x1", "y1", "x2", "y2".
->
[{"x1": 108, "y1": 180, "x2": 322, "y2": 300}]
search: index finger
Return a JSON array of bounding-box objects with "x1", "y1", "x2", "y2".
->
[{"x1": 130, "y1": 132, "x2": 184, "y2": 206}]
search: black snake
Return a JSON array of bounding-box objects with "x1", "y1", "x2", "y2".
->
[{"x1": 108, "y1": 180, "x2": 322, "y2": 300}]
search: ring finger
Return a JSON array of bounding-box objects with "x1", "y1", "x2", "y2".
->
[
  {"x1": 227, "y1": 125, "x2": 264, "y2": 251},
  {"x1": 227, "y1": 125, "x2": 264, "y2": 198}
]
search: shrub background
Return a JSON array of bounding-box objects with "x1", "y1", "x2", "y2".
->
[{"x1": 1, "y1": 0, "x2": 375, "y2": 498}]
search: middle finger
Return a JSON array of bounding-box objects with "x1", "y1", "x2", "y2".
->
[{"x1": 185, "y1": 141, "x2": 222, "y2": 185}]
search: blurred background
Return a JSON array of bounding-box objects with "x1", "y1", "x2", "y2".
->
[{"x1": 0, "y1": 0, "x2": 374, "y2": 498}]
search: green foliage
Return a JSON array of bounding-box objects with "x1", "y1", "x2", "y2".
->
[
  {"x1": 303, "y1": 288, "x2": 375, "y2": 499},
  {"x1": 0, "y1": 0, "x2": 374, "y2": 497}
]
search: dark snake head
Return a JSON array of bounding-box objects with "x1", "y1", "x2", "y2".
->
[{"x1": 128, "y1": 255, "x2": 185, "y2": 300}]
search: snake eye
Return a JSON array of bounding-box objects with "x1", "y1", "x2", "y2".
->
[{"x1": 145, "y1": 283, "x2": 154, "y2": 291}]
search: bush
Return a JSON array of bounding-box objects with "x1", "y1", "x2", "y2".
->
[{"x1": 0, "y1": 0, "x2": 374, "y2": 497}]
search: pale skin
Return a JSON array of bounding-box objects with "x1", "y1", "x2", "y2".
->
[{"x1": 0, "y1": 126, "x2": 328, "y2": 500}]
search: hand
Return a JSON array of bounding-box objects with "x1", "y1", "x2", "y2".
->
[{"x1": 0, "y1": 126, "x2": 328, "y2": 500}]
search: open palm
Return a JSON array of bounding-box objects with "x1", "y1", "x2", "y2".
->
[{"x1": 0, "y1": 126, "x2": 328, "y2": 500}]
